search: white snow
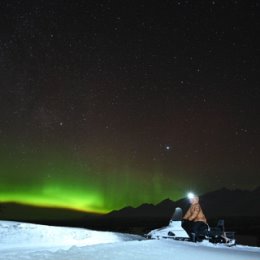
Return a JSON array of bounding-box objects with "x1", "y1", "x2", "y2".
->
[{"x1": 0, "y1": 221, "x2": 260, "y2": 260}]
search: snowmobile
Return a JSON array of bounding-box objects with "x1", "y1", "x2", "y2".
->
[{"x1": 146, "y1": 207, "x2": 236, "y2": 247}]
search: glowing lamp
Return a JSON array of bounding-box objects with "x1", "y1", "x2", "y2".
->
[{"x1": 187, "y1": 192, "x2": 195, "y2": 200}]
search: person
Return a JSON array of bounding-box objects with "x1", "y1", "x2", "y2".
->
[{"x1": 181, "y1": 193, "x2": 208, "y2": 242}]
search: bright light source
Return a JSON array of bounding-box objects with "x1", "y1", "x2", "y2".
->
[{"x1": 187, "y1": 192, "x2": 195, "y2": 200}]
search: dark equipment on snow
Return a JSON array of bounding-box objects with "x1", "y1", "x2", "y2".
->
[{"x1": 206, "y1": 219, "x2": 235, "y2": 245}]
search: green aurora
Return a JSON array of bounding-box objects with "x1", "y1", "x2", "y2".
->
[{"x1": 0, "y1": 144, "x2": 185, "y2": 214}]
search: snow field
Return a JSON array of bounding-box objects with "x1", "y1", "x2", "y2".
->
[{"x1": 0, "y1": 221, "x2": 259, "y2": 260}]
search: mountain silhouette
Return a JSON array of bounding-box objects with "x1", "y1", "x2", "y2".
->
[
  {"x1": 0, "y1": 187, "x2": 259, "y2": 226},
  {"x1": 106, "y1": 187, "x2": 260, "y2": 219}
]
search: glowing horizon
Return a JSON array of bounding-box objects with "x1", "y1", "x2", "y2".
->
[{"x1": 0, "y1": 145, "x2": 185, "y2": 213}]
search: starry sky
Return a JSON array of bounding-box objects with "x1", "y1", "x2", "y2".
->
[{"x1": 0, "y1": 0, "x2": 259, "y2": 214}]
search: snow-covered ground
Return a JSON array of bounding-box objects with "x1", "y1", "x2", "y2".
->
[{"x1": 0, "y1": 221, "x2": 259, "y2": 260}]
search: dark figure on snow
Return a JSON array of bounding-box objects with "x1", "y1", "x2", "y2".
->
[{"x1": 181, "y1": 194, "x2": 208, "y2": 242}]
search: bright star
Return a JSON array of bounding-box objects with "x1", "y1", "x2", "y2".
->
[{"x1": 164, "y1": 145, "x2": 173, "y2": 151}]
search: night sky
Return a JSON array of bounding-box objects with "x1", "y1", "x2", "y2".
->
[{"x1": 0, "y1": 0, "x2": 259, "y2": 214}]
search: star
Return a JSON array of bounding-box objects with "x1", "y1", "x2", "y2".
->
[{"x1": 164, "y1": 145, "x2": 173, "y2": 151}]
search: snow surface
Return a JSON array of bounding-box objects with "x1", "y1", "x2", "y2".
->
[{"x1": 0, "y1": 221, "x2": 260, "y2": 260}]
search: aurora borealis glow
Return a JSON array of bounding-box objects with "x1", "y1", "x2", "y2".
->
[
  {"x1": 0, "y1": 1, "x2": 259, "y2": 215},
  {"x1": 0, "y1": 143, "x2": 185, "y2": 213}
]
